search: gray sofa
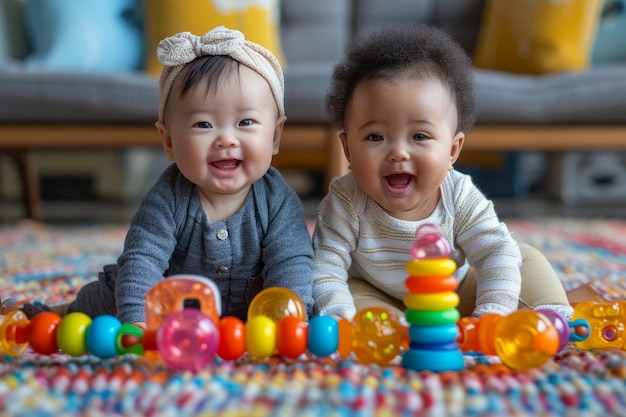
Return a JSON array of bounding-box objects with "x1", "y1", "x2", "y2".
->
[{"x1": 1, "y1": 0, "x2": 626, "y2": 220}]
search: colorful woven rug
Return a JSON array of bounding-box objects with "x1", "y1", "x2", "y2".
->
[{"x1": 1, "y1": 218, "x2": 626, "y2": 416}]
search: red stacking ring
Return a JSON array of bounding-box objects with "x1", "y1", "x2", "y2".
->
[{"x1": 405, "y1": 275, "x2": 458, "y2": 294}]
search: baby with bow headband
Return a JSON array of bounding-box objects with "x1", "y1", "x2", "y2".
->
[
  {"x1": 157, "y1": 25, "x2": 285, "y2": 122},
  {"x1": 45, "y1": 26, "x2": 315, "y2": 327}
]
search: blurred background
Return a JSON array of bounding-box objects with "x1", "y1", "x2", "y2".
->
[{"x1": 1, "y1": 0, "x2": 625, "y2": 223}]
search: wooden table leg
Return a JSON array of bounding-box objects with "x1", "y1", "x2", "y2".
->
[
  {"x1": 326, "y1": 128, "x2": 349, "y2": 190},
  {"x1": 5, "y1": 150, "x2": 42, "y2": 221}
]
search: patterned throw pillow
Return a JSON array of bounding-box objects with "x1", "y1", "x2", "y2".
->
[
  {"x1": 0, "y1": 0, "x2": 29, "y2": 62},
  {"x1": 592, "y1": 0, "x2": 626, "y2": 64},
  {"x1": 142, "y1": 0, "x2": 285, "y2": 76},
  {"x1": 473, "y1": 0, "x2": 604, "y2": 74}
]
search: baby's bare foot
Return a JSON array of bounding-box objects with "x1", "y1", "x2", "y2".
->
[
  {"x1": 50, "y1": 304, "x2": 69, "y2": 317},
  {"x1": 22, "y1": 302, "x2": 70, "y2": 319},
  {"x1": 0, "y1": 297, "x2": 19, "y2": 315}
]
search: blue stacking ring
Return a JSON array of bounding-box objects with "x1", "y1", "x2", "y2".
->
[
  {"x1": 402, "y1": 348, "x2": 464, "y2": 372},
  {"x1": 409, "y1": 341, "x2": 459, "y2": 351},
  {"x1": 408, "y1": 323, "x2": 459, "y2": 344}
]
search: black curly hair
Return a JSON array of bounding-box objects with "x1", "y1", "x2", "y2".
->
[{"x1": 326, "y1": 24, "x2": 477, "y2": 134}]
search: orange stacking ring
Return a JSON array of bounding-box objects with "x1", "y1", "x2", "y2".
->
[{"x1": 405, "y1": 275, "x2": 458, "y2": 294}]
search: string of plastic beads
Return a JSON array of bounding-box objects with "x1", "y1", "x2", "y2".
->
[
  {"x1": 0, "y1": 283, "x2": 408, "y2": 372},
  {"x1": 0, "y1": 223, "x2": 592, "y2": 372}
]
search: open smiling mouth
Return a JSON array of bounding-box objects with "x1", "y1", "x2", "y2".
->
[
  {"x1": 211, "y1": 159, "x2": 241, "y2": 170},
  {"x1": 385, "y1": 173, "x2": 413, "y2": 189}
]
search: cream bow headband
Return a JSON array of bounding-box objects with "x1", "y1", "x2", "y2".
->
[{"x1": 157, "y1": 26, "x2": 285, "y2": 122}]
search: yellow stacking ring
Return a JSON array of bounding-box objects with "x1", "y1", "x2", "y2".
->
[
  {"x1": 405, "y1": 258, "x2": 456, "y2": 277},
  {"x1": 403, "y1": 291, "x2": 460, "y2": 311}
]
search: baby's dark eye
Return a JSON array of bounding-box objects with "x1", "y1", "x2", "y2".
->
[
  {"x1": 366, "y1": 133, "x2": 383, "y2": 142},
  {"x1": 239, "y1": 119, "x2": 254, "y2": 127},
  {"x1": 413, "y1": 133, "x2": 428, "y2": 141},
  {"x1": 195, "y1": 121, "x2": 211, "y2": 129}
]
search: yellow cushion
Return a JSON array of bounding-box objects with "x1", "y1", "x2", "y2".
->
[
  {"x1": 143, "y1": 0, "x2": 284, "y2": 76},
  {"x1": 473, "y1": 0, "x2": 603, "y2": 75}
]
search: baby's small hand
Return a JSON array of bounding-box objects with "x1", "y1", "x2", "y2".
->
[
  {"x1": 118, "y1": 322, "x2": 147, "y2": 351},
  {"x1": 132, "y1": 321, "x2": 146, "y2": 331}
]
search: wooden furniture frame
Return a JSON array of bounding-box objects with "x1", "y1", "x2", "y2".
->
[
  {"x1": 0, "y1": 124, "x2": 348, "y2": 221},
  {"x1": 1, "y1": 124, "x2": 624, "y2": 221}
]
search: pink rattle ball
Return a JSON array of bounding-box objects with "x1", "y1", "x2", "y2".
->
[
  {"x1": 157, "y1": 309, "x2": 219, "y2": 372},
  {"x1": 411, "y1": 223, "x2": 451, "y2": 259}
]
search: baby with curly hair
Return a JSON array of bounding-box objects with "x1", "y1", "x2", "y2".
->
[{"x1": 312, "y1": 25, "x2": 573, "y2": 322}]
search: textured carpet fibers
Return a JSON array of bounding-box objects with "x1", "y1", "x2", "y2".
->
[{"x1": 1, "y1": 218, "x2": 626, "y2": 416}]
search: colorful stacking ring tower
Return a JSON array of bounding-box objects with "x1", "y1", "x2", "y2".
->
[{"x1": 401, "y1": 223, "x2": 464, "y2": 372}]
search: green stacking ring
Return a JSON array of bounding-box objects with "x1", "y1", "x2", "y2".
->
[{"x1": 405, "y1": 308, "x2": 460, "y2": 326}]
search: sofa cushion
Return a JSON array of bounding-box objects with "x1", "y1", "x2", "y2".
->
[
  {"x1": 24, "y1": 0, "x2": 143, "y2": 71},
  {"x1": 280, "y1": 0, "x2": 350, "y2": 65},
  {"x1": 474, "y1": 64, "x2": 626, "y2": 123},
  {"x1": 353, "y1": 0, "x2": 484, "y2": 53},
  {"x1": 280, "y1": 0, "x2": 351, "y2": 123},
  {"x1": 0, "y1": 64, "x2": 158, "y2": 123},
  {"x1": 283, "y1": 63, "x2": 336, "y2": 124},
  {"x1": 432, "y1": 0, "x2": 486, "y2": 53},
  {"x1": 1, "y1": 0, "x2": 625, "y2": 129},
  {"x1": 143, "y1": 0, "x2": 284, "y2": 76},
  {"x1": 474, "y1": 0, "x2": 604, "y2": 74},
  {"x1": 354, "y1": 0, "x2": 435, "y2": 38}
]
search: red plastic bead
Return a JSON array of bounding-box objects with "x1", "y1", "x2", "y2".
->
[
  {"x1": 28, "y1": 311, "x2": 62, "y2": 355},
  {"x1": 276, "y1": 317, "x2": 308, "y2": 359},
  {"x1": 217, "y1": 316, "x2": 245, "y2": 360}
]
